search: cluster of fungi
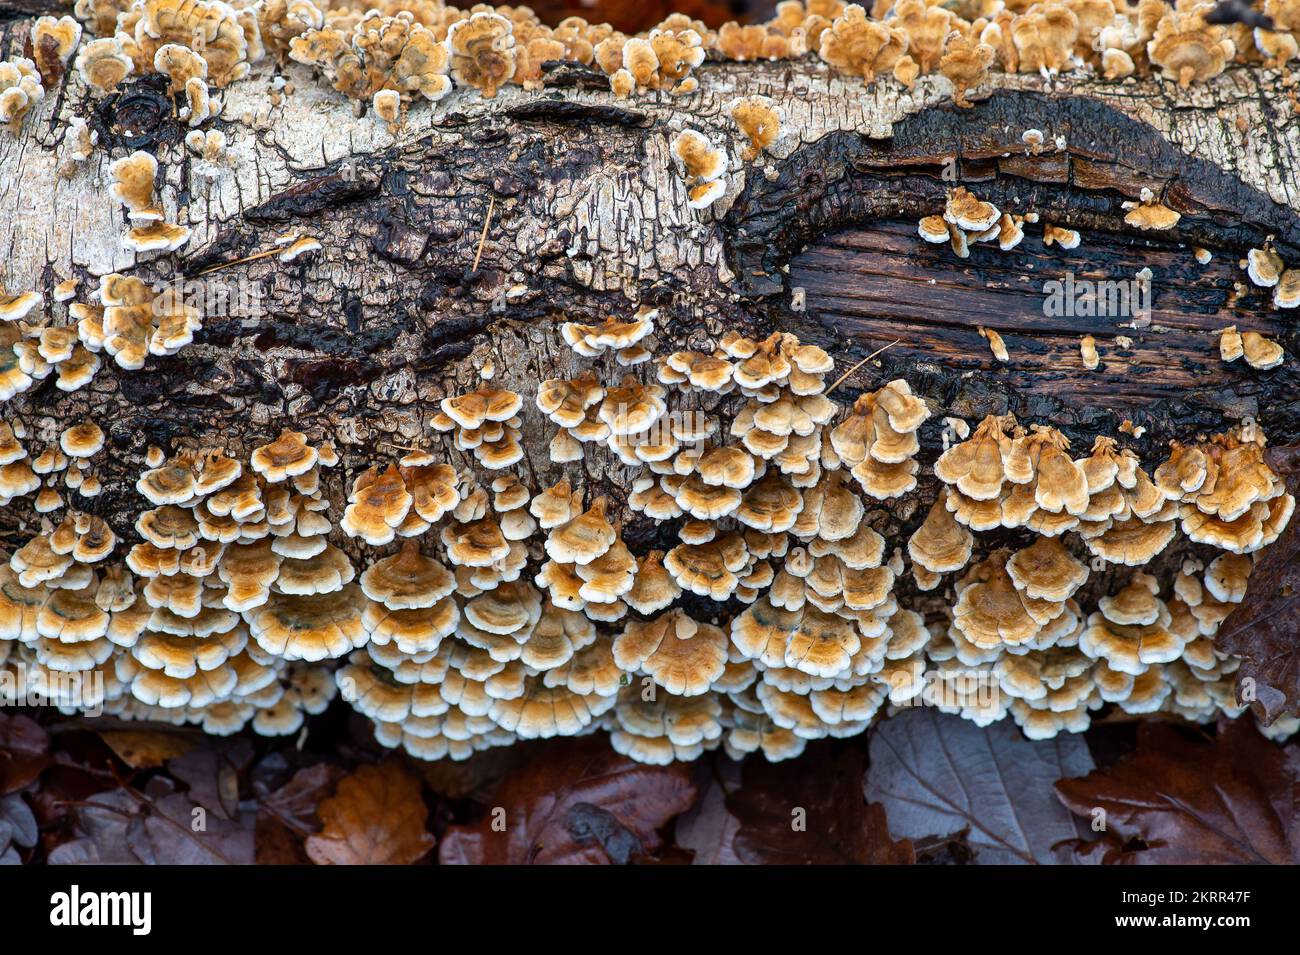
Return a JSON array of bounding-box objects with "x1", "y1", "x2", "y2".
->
[
  {"x1": 3, "y1": 0, "x2": 1300, "y2": 138},
  {"x1": 0, "y1": 0, "x2": 1295, "y2": 766},
  {"x1": 0, "y1": 305, "x2": 1293, "y2": 762},
  {"x1": 918, "y1": 187, "x2": 1292, "y2": 368}
]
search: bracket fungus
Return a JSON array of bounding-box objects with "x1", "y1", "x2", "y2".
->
[
  {"x1": 0, "y1": 0, "x2": 1293, "y2": 781},
  {"x1": 818, "y1": 3, "x2": 908, "y2": 83},
  {"x1": 108, "y1": 152, "x2": 162, "y2": 223},
  {"x1": 0, "y1": 59, "x2": 44, "y2": 131},
  {"x1": 670, "y1": 129, "x2": 727, "y2": 210},
  {"x1": 1123, "y1": 189, "x2": 1182, "y2": 230},
  {"x1": 32, "y1": 16, "x2": 83, "y2": 88},
  {"x1": 730, "y1": 96, "x2": 783, "y2": 161},
  {"x1": 445, "y1": 10, "x2": 516, "y2": 98}
]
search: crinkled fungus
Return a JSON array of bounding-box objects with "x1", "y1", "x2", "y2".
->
[
  {"x1": 445, "y1": 11, "x2": 517, "y2": 99},
  {"x1": 670, "y1": 129, "x2": 728, "y2": 210},
  {"x1": 730, "y1": 95, "x2": 783, "y2": 161}
]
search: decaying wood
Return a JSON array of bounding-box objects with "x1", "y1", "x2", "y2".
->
[{"x1": 0, "y1": 17, "x2": 1297, "y2": 554}]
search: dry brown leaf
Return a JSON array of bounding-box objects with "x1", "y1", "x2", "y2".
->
[
  {"x1": 439, "y1": 736, "x2": 697, "y2": 864},
  {"x1": 256, "y1": 763, "x2": 347, "y2": 865},
  {"x1": 98, "y1": 728, "x2": 200, "y2": 769},
  {"x1": 728, "y1": 743, "x2": 915, "y2": 864},
  {"x1": 1218, "y1": 444, "x2": 1300, "y2": 724},
  {"x1": 865, "y1": 709, "x2": 1093, "y2": 864},
  {"x1": 0, "y1": 713, "x2": 50, "y2": 795},
  {"x1": 306, "y1": 760, "x2": 434, "y2": 865},
  {"x1": 1056, "y1": 718, "x2": 1300, "y2": 864}
]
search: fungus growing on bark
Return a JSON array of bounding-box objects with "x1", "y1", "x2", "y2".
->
[
  {"x1": 907, "y1": 490, "x2": 973, "y2": 575},
  {"x1": 123, "y1": 221, "x2": 191, "y2": 254},
  {"x1": 292, "y1": 11, "x2": 451, "y2": 110},
  {"x1": 108, "y1": 151, "x2": 162, "y2": 223},
  {"x1": 248, "y1": 585, "x2": 367, "y2": 663},
  {"x1": 445, "y1": 11, "x2": 516, "y2": 98},
  {"x1": 1241, "y1": 331, "x2": 1285, "y2": 369},
  {"x1": 341, "y1": 465, "x2": 413, "y2": 546},
  {"x1": 278, "y1": 236, "x2": 321, "y2": 263},
  {"x1": 1242, "y1": 248, "x2": 1284, "y2": 289},
  {"x1": 646, "y1": 25, "x2": 707, "y2": 94},
  {"x1": 251, "y1": 430, "x2": 318, "y2": 483},
  {"x1": 1123, "y1": 190, "x2": 1181, "y2": 230},
  {"x1": 614, "y1": 608, "x2": 728, "y2": 696},
  {"x1": 665, "y1": 532, "x2": 749, "y2": 600},
  {"x1": 670, "y1": 129, "x2": 728, "y2": 209},
  {"x1": 1011, "y1": 2, "x2": 1081, "y2": 74},
  {"x1": 1274, "y1": 269, "x2": 1300, "y2": 308},
  {"x1": 941, "y1": 33, "x2": 995, "y2": 106},
  {"x1": 1148, "y1": 4, "x2": 1236, "y2": 86},
  {"x1": 0, "y1": 59, "x2": 44, "y2": 131},
  {"x1": 730, "y1": 96, "x2": 783, "y2": 160},
  {"x1": 945, "y1": 186, "x2": 1000, "y2": 233},
  {"x1": 0, "y1": 0, "x2": 1296, "y2": 770},
  {"x1": 918, "y1": 215, "x2": 949, "y2": 244},
  {"x1": 979, "y1": 326, "x2": 1009, "y2": 362},
  {"x1": 818, "y1": 3, "x2": 908, "y2": 83},
  {"x1": 1080, "y1": 334, "x2": 1099, "y2": 369},
  {"x1": 952, "y1": 550, "x2": 1047, "y2": 649},
  {"x1": 75, "y1": 37, "x2": 133, "y2": 91},
  {"x1": 1042, "y1": 223, "x2": 1081, "y2": 248},
  {"x1": 561, "y1": 308, "x2": 655, "y2": 358},
  {"x1": 544, "y1": 498, "x2": 616, "y2": 566},
  {"x1": 116, "y1": 0, "x2": 252, "y2": 87},
  {"x1": 371, "y1": 84, "x2": 403, "y2": 131},
  {"x1": 32, "y1": 16, "x2": 82, "y2": 87}
]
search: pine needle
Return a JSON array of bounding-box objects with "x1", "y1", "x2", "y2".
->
[
  {"x1": 193, "y1": 246, "x2": 285, "y2": 276},
  {"x1": 826, "y1": 339, "x2": 902, "y2": 395},
  {"x1": 472, "y1": 196, "x2": 495, "y2": 272}
]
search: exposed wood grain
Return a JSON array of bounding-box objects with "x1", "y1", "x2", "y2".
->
[{"x1": 791, "y1": 219, "x2": 1285, "y2": 407}]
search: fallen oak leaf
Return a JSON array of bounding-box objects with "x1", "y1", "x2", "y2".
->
[
  {"x1": 306, "y1": 760, "x2": 434, "y2": 865},
  {"x1": 1055, "y1": 718, "x2": 1300, "y2": 864},
  {"x1": 728, "y1": 742, "x2": 914, "y2": 864},
  {"x1": 0, "y1": 793, "x2": 37, "y2": 850},
  {"x1": 439, "y1": 736, "x2": 696, "y2": 865},
  {"x1": 0, "y1": 792, "x2": 37, "y2": 863},
  {"x1": 864, "y1": 709, "x2": 1093, "y2": 864},
  {"x1": 564, "y1": 801, "x2": 650, "y2": 864},
  {"x1": 1217, "y1": 444, "x2": 1300, "y2": 725},
  {"x1": 144, "y1": 791, "x2": 256, "y2": 865}
]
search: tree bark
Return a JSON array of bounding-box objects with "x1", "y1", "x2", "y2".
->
[{"x1": 0, "y1": 16, "x2": 1296, "y2": 554}]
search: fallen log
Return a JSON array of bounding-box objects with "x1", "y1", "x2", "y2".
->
[{"x1": 0, "y1": 1, "x2": 1296, "y2": 760}]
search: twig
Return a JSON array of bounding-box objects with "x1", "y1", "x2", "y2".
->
[
  {"x1": 193, "y1": 246, "x2": 285, "y2": 276},
  {"x1": 381, "y1": 442, "x2": 428, "y2": 456},
  {"x1": 472, "y1": 196, "x2": 495, "y2": 272},
  {"x1": 826, "y1": 339, "x2": 902, "y2": 395}
]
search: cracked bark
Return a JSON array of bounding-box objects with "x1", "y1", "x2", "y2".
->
[{"x1": 0, "y1": 19, "x2": 1296, "y2": 579}]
